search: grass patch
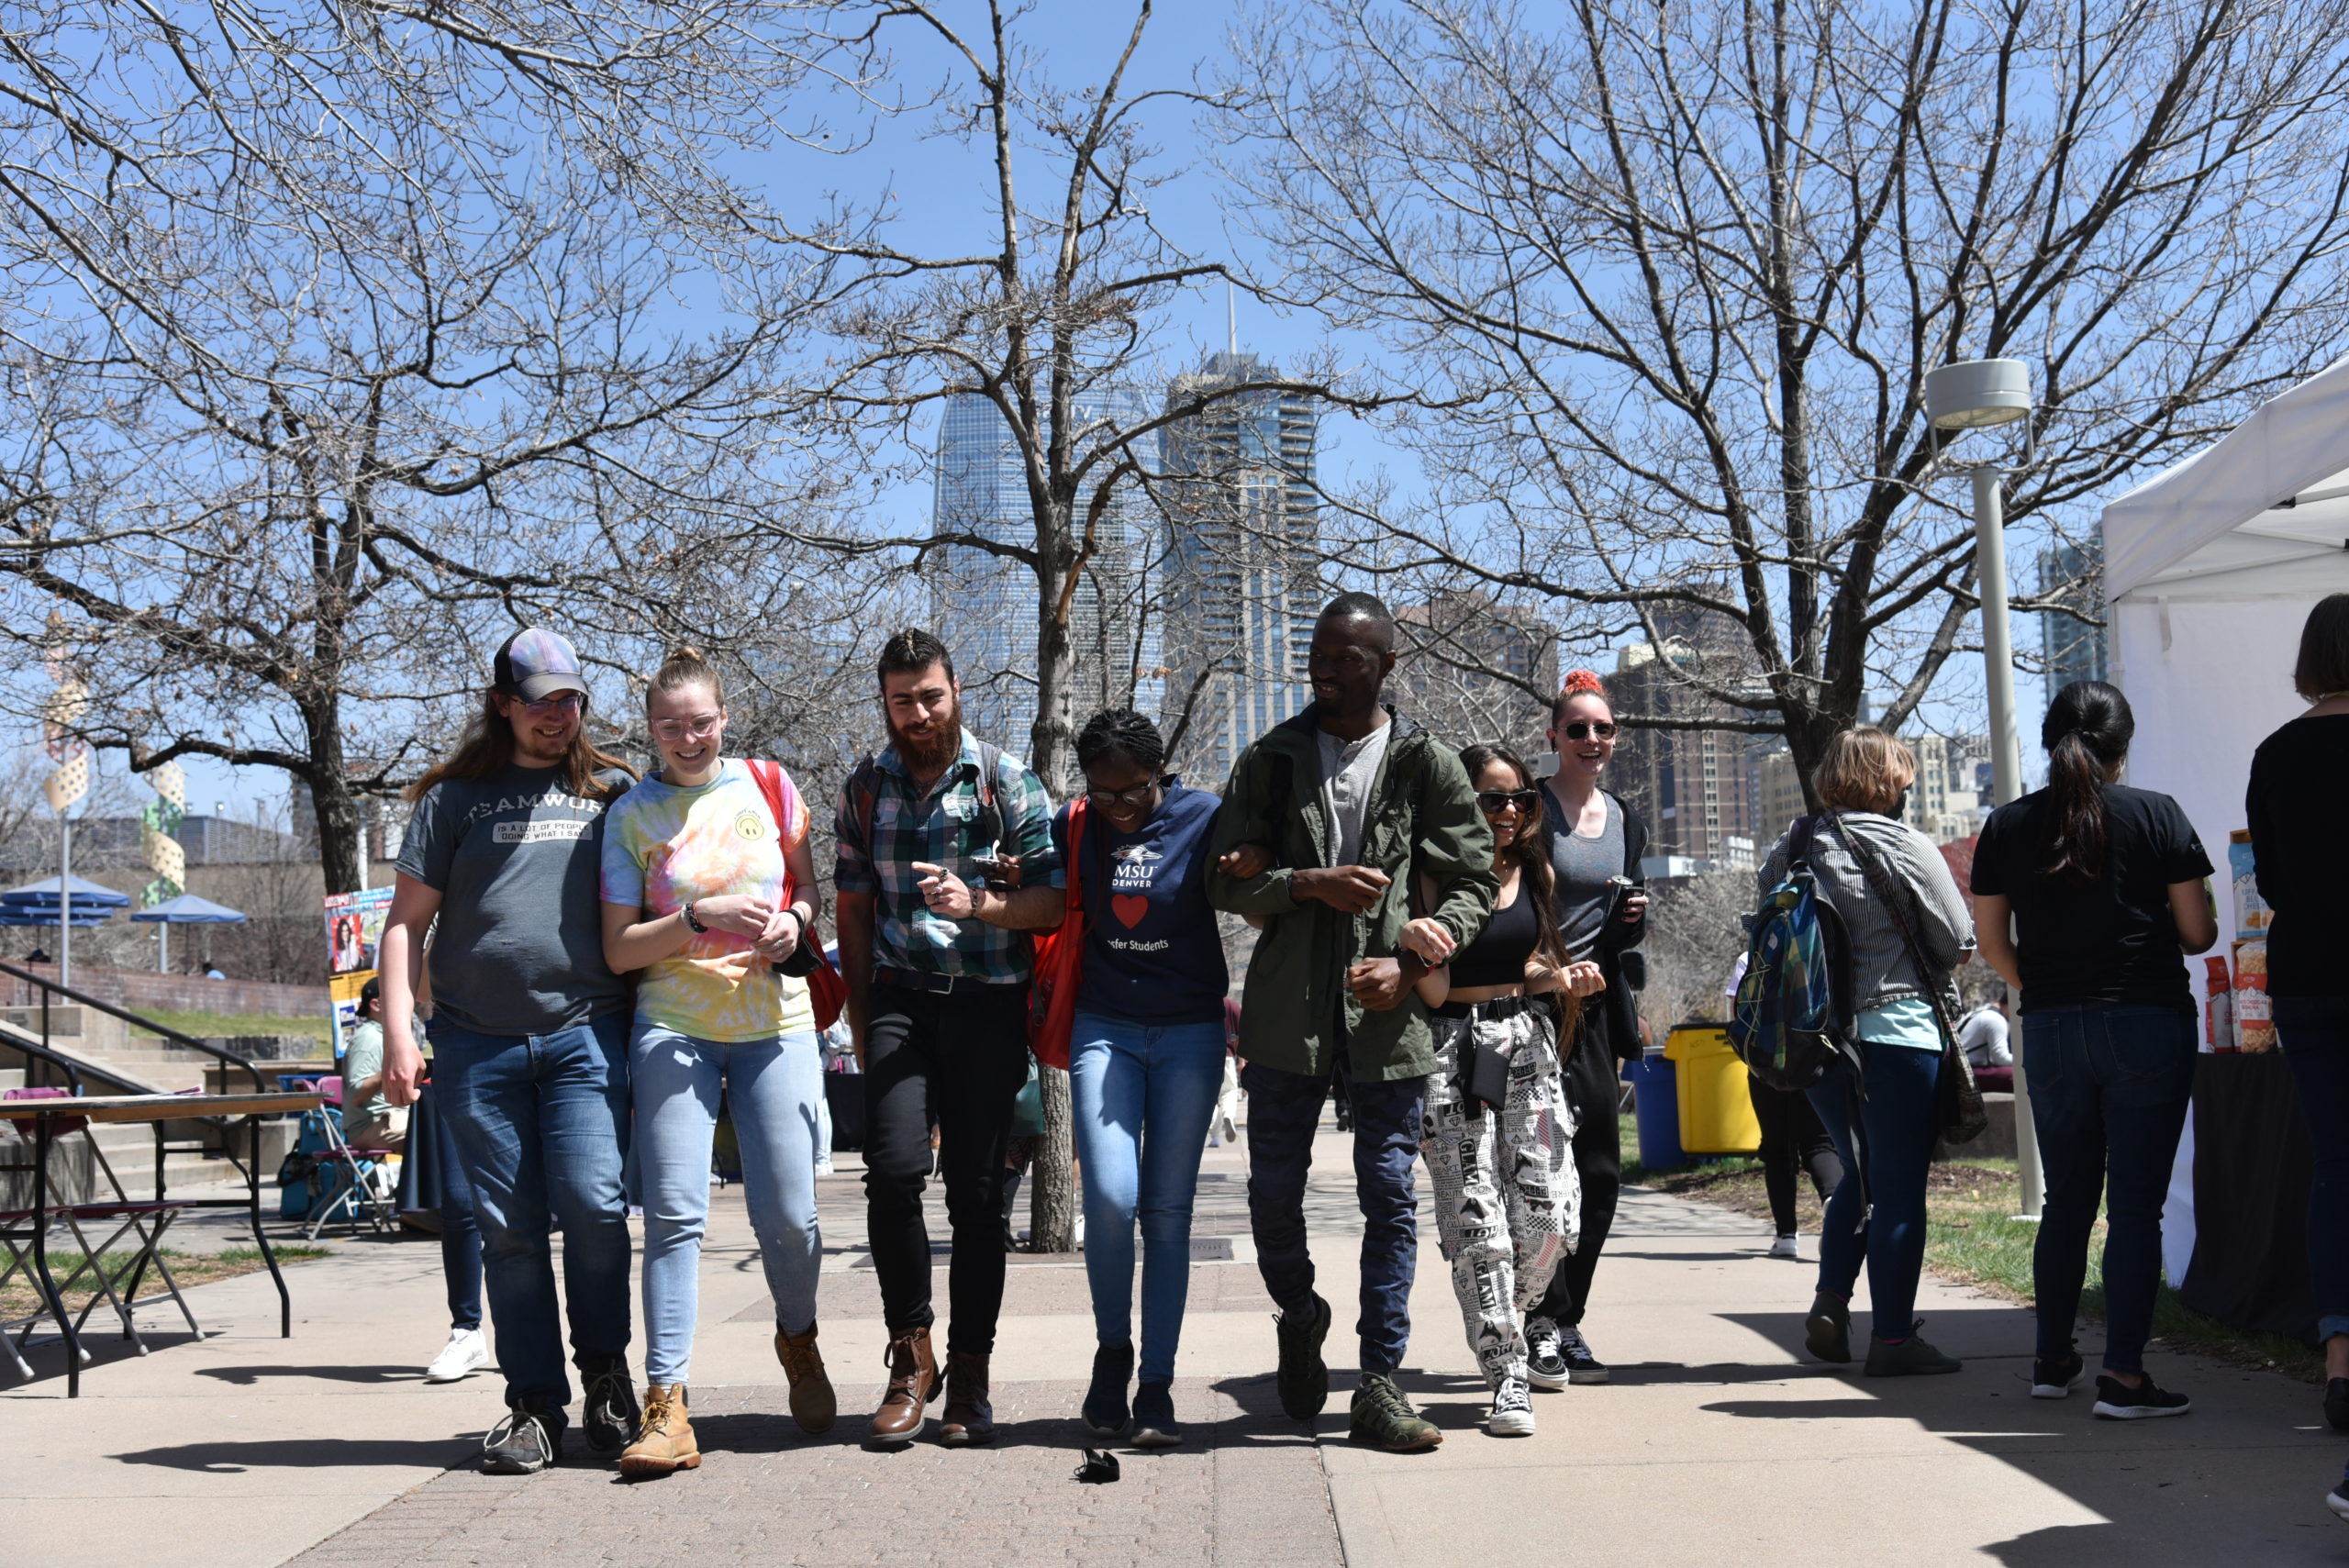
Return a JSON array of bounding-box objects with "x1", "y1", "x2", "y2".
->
[
  {"x1": 0, "y1": 1242, "x2": 329, "y2": 1320},
  {"x1": 1623, "y1": 1113, "x2": 2325, "y2": 1384},
  {"x1": 136, "y1": 1008, "x2": 332, "y2": 1042}
]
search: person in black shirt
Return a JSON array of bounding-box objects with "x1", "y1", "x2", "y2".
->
[
  {"x1": 1972, "y1": 681, "x2": 2216, "y2": 1420},
  {"x1": 2245, "y1": 593, "x2": 2349, "y2": 1461}
]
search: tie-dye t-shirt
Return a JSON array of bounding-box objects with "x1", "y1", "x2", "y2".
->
[{"x1": 601, "y1": 758, "x2": 816, "y2": 1041}]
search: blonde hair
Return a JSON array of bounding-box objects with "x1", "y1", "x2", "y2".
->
[
  {"x1": 1813, "y1": 728, "x2": 1916, "y2": 815},
  {"x1": 646, "y1": 644, "x2": 723, "y2": 712}
]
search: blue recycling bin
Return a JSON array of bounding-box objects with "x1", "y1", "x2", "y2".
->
[{"x1": 1626, "y1": 1051, "x2": 1684, "y2": 1171}]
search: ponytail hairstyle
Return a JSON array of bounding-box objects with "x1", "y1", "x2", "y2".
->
[
  {"x1": 2039, "y1": 680, "x2": 2133, "y2": 884},
  {"x1": 646, "y1": 644, "x2": 724, "y2": 714},
  {"x1": 1074, "y1": 707, "x2": 1166, "y2": 776},
  {"x1": 1551, "y1": 667, "x2": 1609, "y2": 726},
  {"x1": 1458, "y1": 741, "x2": 1582, "y2": 1050}
]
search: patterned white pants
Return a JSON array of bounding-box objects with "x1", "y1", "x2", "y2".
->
[{"x1": 1419, "y1": 1002, "x2": 1579, "y2": 1390}]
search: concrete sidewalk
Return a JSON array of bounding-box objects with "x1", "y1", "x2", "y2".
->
[{"x1": 3, "y1": 1137, "x2": 2343, "y2": 1566}]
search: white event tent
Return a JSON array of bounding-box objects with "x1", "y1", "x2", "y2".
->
[{"x1": 2099, "y1": 353, "x2": 2349, "y2": 1282}]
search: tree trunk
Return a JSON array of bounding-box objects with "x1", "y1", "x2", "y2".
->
[
  {"x1": 302, "y1": 695, "x2": 364, "y2": 894},
  {"x1": 1029, "y1": 1063, "x2": 1077, "y2": 1252}
]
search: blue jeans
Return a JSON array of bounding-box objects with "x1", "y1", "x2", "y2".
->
[
  {"x1": 2274, "y1": 995, "x2": 2349, "y2": 1342},
  {"x1": 2023, "y1": 1004, "x2": 2196, "y2": 1373},
  {"x1": 633, "y1": 1022, "x2": 824, "y2": 1383},
  {"x1": 1808, "y1": 1040, "x2": 1941, "y2": 1340},
  {"x1": 430, "y1": 1015, "x2": 633, "y2": 1408},
  {"x1": 1069, "y1": 1011, "x2": 1226, "y2": 1384},
  {"x1": 1243, "y1": 1057, "x2": 1427, "y2": 1377},
  {"x1": 434, "y1": 1099, "x2": 483, "y2": 1331}
]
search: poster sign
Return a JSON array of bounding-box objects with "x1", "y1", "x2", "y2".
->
[{"x1": 323, "y1": 886, "x2": 395, "y2": 1062}]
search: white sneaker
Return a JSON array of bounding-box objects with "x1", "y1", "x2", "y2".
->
[
  {"x1": 425, "y1": 1327, "x2": 489, "y2": 1384},
  {"x1": 814, "y1": 1157, "x2": 835, "y2": 1174},
  {"x1": 1486, "y1": 1375, "x2": 1536, "y2": 1436},
  {"x1": 1768, "y1": 1234, "x2": 1801, "y2": 1260}
]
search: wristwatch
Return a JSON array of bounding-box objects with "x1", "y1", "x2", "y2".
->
[{"x1": 683, "y1": 901, "x2": 707, "y2": 935}]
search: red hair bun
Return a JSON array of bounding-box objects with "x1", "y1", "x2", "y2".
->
[{"x1": 1561, "y1": 668, "x2": 1607, "y2": 697}]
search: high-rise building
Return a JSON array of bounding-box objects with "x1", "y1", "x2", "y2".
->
[
  {"x1": 1758, "y1": 747, "x2": 1806, "y2": 846},
  {"x1": 1159, "y1": 352, "x2": 1321, "y2": 780},
  {"x1": 1607, "y1": 639, "x2": 1762, "y2": 866},
  {"x1": 2040, "y1": 539, "x2": 2110, "y2": 691},
  {"x1": 931, "y1": 387, "x2": 1160, "y2": 755},
  {"x1": 1909, "y1": 732, "x2": 1987, "y2": 844},
  {"x1": 1393, "y1": 591, "x2": 1558, "y2": 753}
]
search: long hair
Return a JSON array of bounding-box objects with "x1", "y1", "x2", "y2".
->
[
  {"x1": 1460, "y1": 742, "x2": 1581, "y2": 1048},
  {"x1": 2039, "y1": 680, "x2": 2134, "y2": 884},
  {"x1": 407, "y1": 688, "x2": 637, "y2": 804}
]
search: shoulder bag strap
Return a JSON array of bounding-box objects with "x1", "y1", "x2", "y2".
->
[{"x1": 1828, "y1": 809, "x2": 1955, "y2": 1047}]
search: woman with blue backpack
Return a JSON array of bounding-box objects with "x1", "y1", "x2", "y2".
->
[{"x1": 1755, "y1": 728, "x2": 1975, "y2": 1377}]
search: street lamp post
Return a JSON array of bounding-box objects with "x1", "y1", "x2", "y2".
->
[{"x1": 1924, "y1": 358, "x2": 2044, "y2": 1219}]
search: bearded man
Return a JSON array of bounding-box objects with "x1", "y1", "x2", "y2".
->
[{"x1": 833, "y1": 628, "x2": 1065, "y2": 1446}]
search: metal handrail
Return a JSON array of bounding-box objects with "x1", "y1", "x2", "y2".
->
[
  {"x1": 0, "y1": 1022, "x2": 84, "y2": 1095},
  {"x1": 0, "y1": 960, "x2": 265, "y2": 1094}
]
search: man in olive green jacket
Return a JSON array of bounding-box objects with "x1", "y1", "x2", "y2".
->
[{"x1": 1208, "y1": 593, "x2": 1497, "y2": 1451}]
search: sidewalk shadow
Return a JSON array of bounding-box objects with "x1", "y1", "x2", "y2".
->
[
  {"x1": 111, "y1": 1435, "x2": 477, "y2": 1473},
  {"x1": 195, "y1": 1363, "x2": 425, "y2": 1385}
]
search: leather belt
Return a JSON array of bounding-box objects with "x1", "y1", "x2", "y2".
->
[{"x1": 874, "y1": 966, "x2": 966, "y2": 995}]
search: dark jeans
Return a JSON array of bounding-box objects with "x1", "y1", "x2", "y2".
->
[
  {"x1": 1243, "y1": 1056, "x2": 1426, "y2": 1377},
  {"x1": 2274, "y1": 995, "x2": 2349, "y2": 1343},
  {"x1": 430, "y1": 1015, "x2": 633, "y2": 1408},
  {"x1": 1755, "y1": 1080, "x2": 1842, "y2": 1237},
  {"x1": 435, "y1": 1098, "x2": 484, "y2": 1332},
  {"x1": 1809, "y1": 1040, "x2": 1940, "y2": 1340},
  {"x1": 2023, "y1": 1004, "x2": 2196, "y2": 1373},
  {"x1": 1531, "y1": 1024, "x2": 1622, "y2": 1329},
  {"x1": 862, "y1": 983, "x2": 1031, "y2": 1354}
]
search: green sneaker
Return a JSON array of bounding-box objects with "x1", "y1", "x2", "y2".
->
[
  {"x1": 1274, "y1": 1294, "x2": 1332, "y2": 1421},
  {"x1": 1349, "y1": 1373, "x2": 1442, "y2": 1451}
]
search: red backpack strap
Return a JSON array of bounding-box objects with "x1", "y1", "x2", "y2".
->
[
  {"x1": 1066, "y1": 798, "x2": 1087, "y2": 914},
  {"x1": 748, "y1": 759, "x2": 795, "y2": 902}
]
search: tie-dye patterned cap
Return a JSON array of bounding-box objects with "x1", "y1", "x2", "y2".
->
[{"x1": 493, "y1": 627, "x2": 590, "y2": 702}]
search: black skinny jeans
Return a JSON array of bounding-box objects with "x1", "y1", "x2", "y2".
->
[
  {"x1": 861, "y1": 982, "x2": 1032, "y2": 1354},
  {"x1": 1531, "y1": 1020, "x2": 1621, "y2": 1329},
  {"x1": 1753, "y1": 1081, "x2": 1843, "y2": 1237}
]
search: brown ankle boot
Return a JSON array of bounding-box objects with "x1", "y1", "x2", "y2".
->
[
  {"x1": 938, "y1": 1350, "x2": 995, "y2": 1447},
  {"x1": 868, "y1": 1326, "x2": 940, "y2": 1442},
  {"x1": 775, "y1": 1322, "x2": 837, "y2": 1434},
  {"x1": 618, "y1": 1383, "x2": 700, "y2": 1476}
]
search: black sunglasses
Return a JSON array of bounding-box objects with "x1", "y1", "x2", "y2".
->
[
  {"x1": 1560, "y1": 720, "x2": 1619, "y2": 740},
  {"x1": 1477, "y1": 789, "x2": 1541, "y2": 816}
]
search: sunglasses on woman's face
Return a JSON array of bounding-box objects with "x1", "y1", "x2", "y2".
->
[
  {"x1": 1560, "y1": 720, "x2": 1619, "y2": 741},
  {"x1": 1477, "y1": 789, "x2": 1540, "y2": 816}
]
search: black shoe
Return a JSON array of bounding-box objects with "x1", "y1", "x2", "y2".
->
[
  {"x1": 1274, "y1": 1293, "x2": 1332, "y2": 1421},
  {"x1": 1556, "y1": 1324, "x2": 1609, "y2": 1385},
  {"x1": 1865, "y1": 1325, "x2": 1962, "y2": 1377},
  {"x1": 1348, "y1": 1373, "x2": 1442, "y2": 1451},
  {"x1": 482, "y1": 1398, "x2": 567, "y2": 1474},
  {"x1": 1132, "y1": 1379, "x2": 1184, "y2": 1450},
  {"x1": 2326, "y1": 1378, "x2": 2349, "y2": 1434},
  {"x1": 1805, "y1": 1292, "x2": 1853, "y2": 1364},
  {"x1": 2032, "y1": 1349, "x2": 2086, "y2": 1399},
  {"x1": 580, "y1": 1360, "x2": 639, "y2": 1454},
  {"x1": 1524, "y1": 1318, "x2": 1569, "y2": 1392},
  {"x1": 2092, "y1": 1373, "x2": 2190, "y2": 1419},
  {"x1": 1084, "y1": 1340, "x2": 1134, "y2": 1437}
]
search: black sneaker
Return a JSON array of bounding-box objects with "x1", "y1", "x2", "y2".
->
[
  {"x1": 1274, "y1": 1293, "x2": 1332, "y2": 1421},
  {"x1": 1132, "y1": 1379, "x2": 1184, "y2": 1450},
  {"x1": 2326, "y1": 1378, "x2": 2349, "y2": 1434},
  {"x1": 2032, "y1": 1349, "x2": 2086, "y2": 1398},
  {"x1": 1865, "y1": 1325, "x2": 1962, "y2": 1377},
  {"x1": 482, "y1": 1398, "x2": 567, "y2": 1474},
  {"x1": 1348, "y1": 1373, "x2": 1442, "y2": 1451},
  {"x1": 1556, "y1": 1324, "x2": 1609, "y2": 1385},
  {"x1": 1084, "y1": 1340, "x2": 1134, "y2": 1438},
  {"x1": 1804, "y1": 1292, "x2": 1853, "y2": 1364},
  {"x1": 2092, "y1": 1373, "x2": 2190, "y2": 1419},
  {"x1": 1524, "y1": 1318, "x2": 1569, "y2": 1392},
  {"x1": 580, "y1": 1360, "x2": 639, "y2": 1454}
]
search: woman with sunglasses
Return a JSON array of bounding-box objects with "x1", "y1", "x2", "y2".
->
[
  {"x1": 598, "y1": 646, "x2": 835, "y2": 1474},
  {"x1": 1402, "y1": 744, "x2": 1605, "y2": 1436},
  {"x1": 1520, "y1": 669, "x2": 1650, "y2": 1389},
  {"x1": 1057, "y1": 708, "x2": 1230, "y2": 1450}
]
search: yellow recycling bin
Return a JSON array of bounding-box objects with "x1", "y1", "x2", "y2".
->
[{"x1": 1664, "y1": 1024, "x2": 1761, "y2": 1155}]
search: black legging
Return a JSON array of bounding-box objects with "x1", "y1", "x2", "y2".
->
[
  {"x1": 1753, "y1": 1080, "x2": 1842, "y2": 1236},
  {"x1": 1533, "y1": 1019, "x2": 1620, "y2": 1329}
]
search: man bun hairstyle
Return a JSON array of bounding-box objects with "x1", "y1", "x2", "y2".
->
[
  {"x1": 1553, "y1": 666, "x2": 1610, "y2": 724},
  {"x1": 647, "y1": 643, "x2": 723, "y2": 711},
  {"x1": 877, "y1": 627, "x2": 954, "y2": 689},
  {"x1": 1319, "y1": 591, "x2": 1397, "y2": 653},
  {"x1": 2294, "y1": 594, "x2": 2349, "y2": 701},
  {"x1": 1074, "y1": 707, "x2": 1166, "y2": 776},
  {"x1": 2039, "y1": 680, "x2": 2134, "y2": 885}
]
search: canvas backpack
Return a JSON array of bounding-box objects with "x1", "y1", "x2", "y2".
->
[{"x1": 1728, "y1": 815, "x2": 1858, "y2": 1092}]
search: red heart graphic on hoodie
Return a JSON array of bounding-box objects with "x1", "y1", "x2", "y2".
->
[{"x1": 1110, "y1": 894, "x2": 1150, "y2": 929}]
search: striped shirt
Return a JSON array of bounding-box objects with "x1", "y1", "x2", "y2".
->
[{"x1": 833, "y1": 732, "x2": 1062, "y2": 984}]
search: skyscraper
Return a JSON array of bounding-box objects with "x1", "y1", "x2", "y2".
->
[
  {"x1": 930, "y1": 387, "x2": 1159, "y2": 755},
  {"x1": 2039, "y1": 538, "x2": 2110, "y2": 690},
  {"x1": 1158, "y1": 352, "x2": 1321, "y2": 780}
]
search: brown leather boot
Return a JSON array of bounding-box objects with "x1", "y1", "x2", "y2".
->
[
  {"x1": 938, "y1": 1350, "x2": 995, "y2": 1447},
  {"x1": 618, "y1": 1383, "x2": 700, "y2": 1476},
  {"x1": 868, "y1": 1326, "x2": 940, "y2": 1442},
  {"x1": 775, "y1": 1322, "x2": 838, "y2": 1434}
]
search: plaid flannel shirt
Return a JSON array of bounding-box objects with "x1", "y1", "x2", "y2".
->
[{"x1": 833, "y1": 731, "x2": 1063, "y2": 984}]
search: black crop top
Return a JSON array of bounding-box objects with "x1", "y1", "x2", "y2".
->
[{"x1": 1448, "y1": 885, "x2": 1538, "y2": 988}]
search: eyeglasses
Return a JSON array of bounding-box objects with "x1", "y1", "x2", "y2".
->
[
  {"x1": 1560, "y1": 720, "x2": 1619, "y2": 741},
  {"x1": 1477, "y1": 789, "x2": 1540, "y2": 816},
  {"x1": 519, "y1": 693, "x2": 583, "y2": 717},
  {"x1": 651, "y1": 714, "x2": 723, "y2": 741},
  {"x1": 1085, "y1": 779, "x2": 1162, "y2": 810}
]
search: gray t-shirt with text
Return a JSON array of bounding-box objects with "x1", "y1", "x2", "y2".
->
[{"x1": 395, "y1": 763, "x2": 630, "y2": 1036}]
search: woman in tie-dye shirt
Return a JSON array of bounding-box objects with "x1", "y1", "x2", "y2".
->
[{"x1": 599, "y1": 646, "x2": 833, "y2": 1474}]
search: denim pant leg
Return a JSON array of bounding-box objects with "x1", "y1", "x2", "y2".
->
[
  {"x1": 433, "y1": 1095, "x2": 484, "y2": 1332},
  {"x1": 1072, "y1": 1015, "x2": 1147, "y2": 1351},
  {"x1": 1133, "y1": 1019, "x2": 1226, "y2": 1384},
  {"x1": 632, "y1": 1021, "x2": 725, "y2": 1384},
  {"x1": 2277, "y1": 995, "x2": 2349, "y2": 1343},
  {"x1": 1350, "y1": 1073, "x2": 1429, "y2": 1377},
  {"x1": 727, "y1": 1030, "x2": 825, "y2": 1337},
  {"x1": 1855, "y1": 1042, "x2": 1940, "y2": 1338},
  {"x1": 540, "y1": 1017, "x2": 634, "y2": 1377},
  {"x1": 2024, "y1": 1009, "x2": 2103, "y2": 1364},
  {"x1": 2092, "y1": 1007, "x2": 2197, "y2": 1372},
  {"x1": 1243, "y1": 1060, "x2": 1330, "y2": 1319},
  {"x1": 1807, "y1": 1064, "x2": 1869, "y2": 1303}
]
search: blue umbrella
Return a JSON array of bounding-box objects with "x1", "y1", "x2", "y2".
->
[
  {"x1": 129, "y1": 894, "x2": 249, "y2": 924},
  {"x1": 1, "y1": 875, "x2": 133, "y2": 909},
  {"x1": 0, "y1": 909, "x2": 111, "y2": 928}
]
